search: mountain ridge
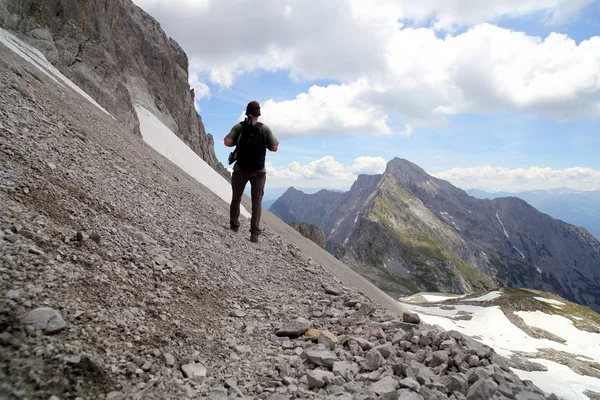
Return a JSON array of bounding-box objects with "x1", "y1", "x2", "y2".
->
[{"x1": 271, "y1": 157, "x2": 600, "y2": 312}]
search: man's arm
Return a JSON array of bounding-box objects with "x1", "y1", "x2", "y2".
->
[
  {"x1": 263, "y1": 125, "x2": 279, "y2": 152},
  {"x1": 224, "y1": 123, "x2": 241, "y2": 147}
]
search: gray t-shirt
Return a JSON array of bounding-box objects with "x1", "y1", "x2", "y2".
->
[{"x1": 226, "y1": 119, "x2": 279, "y2": 172}]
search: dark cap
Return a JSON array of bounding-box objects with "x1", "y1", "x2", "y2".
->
[{"x1": 246, "y1": 101, "x2": 261, "y2": 117}]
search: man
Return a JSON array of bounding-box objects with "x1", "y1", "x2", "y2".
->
[{"x1": 224, "y1": 101, "x2": 279, "y2": 243}]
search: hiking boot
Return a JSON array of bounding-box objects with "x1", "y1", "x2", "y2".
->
[
  {"x1": 250, "y1": 233, "x2": 259, "y2": 243},
  {"x1": 230, "y1": 225, "x2": 239, "y2": 232}
]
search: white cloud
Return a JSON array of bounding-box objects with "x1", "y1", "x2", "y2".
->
[
  {"x1": 385, "y1": 0, "x2": 593, "y2": 30},
  {"x1": 351, "y1": 157, "x2": 387, "y2": 175},
  {"x1": 435, "y1": 166, "x2": 600, "y2": 191},
  {"x1": 133, "y1": 0, "x2": 600, "y2": 137},
  {"x1": 261, "y1": 81, "x2": 393, "y2": 138},
  {"x1": 189, "y1": 72, "x2": 210, "y2": 113},
  {"x1": 266, "y1": 155, "x2": 387, "y2": 189}
]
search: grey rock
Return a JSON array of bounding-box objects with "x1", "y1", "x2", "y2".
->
[
  {"x1": 448, "y1": 373, "x2": 468, "y2": 394},
  {"x1": 374, "y1": 343, "x2": 396, "y2": 358},
  {"x1": 332, "y1": 361, "x2": 360, "y2": 381},
  {"x1": 22, "y1": 308, "x2": 67, "y2": 334},
  {"x1": 372, "y1": 376, "x2": 399, "y2": 395},
  {"x1": 466, "y1": 379, "x2": 498, "y2": 400},
  {"x1": 276, "y1": 319, "x2": 311, "y2": 338},
  {"x1": 304, "y1": 346, "x2": 337, "y2": 367},
  {"x1": 430, "y1": 351, "x2": 449, "y2": 368},
  {"x1": 363, "y1": 350, "x2": 384, "y2": 371},
  {"x1": 181, "y1": 363, "x2": 207, "y2": 381},
  {"x1": 162, "y1": 353, "x2": 175, "y2": 367},
  {"x1": 306, "y1": 369, "x2": 334, "y2": 389},
  {"x1": 399, "y1": 377, "x2": 420, "y2": 392},
  {"x1": 403, "y1": 312, "x2": 421, "y2": 324}
]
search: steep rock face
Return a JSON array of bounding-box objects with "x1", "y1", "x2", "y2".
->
[
  {"x1": 289, "y1": 221, "x2": 327, "y2": 249},
  {"x1": 0, "y1": 0, "x2": 228, "y2": 178},
  {"x1": 272, "y1": 158, "x2": 600, "y2": 311}
]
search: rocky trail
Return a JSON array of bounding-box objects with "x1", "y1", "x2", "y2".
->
[{"x1": 0, "y1": 40, "x2": 558, "y2": 399}]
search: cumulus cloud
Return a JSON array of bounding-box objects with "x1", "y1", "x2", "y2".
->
[
  {"x1": 133, "y1": 0, "x2": 600, "y2": 137},
  {"x1": 351, "y1": 157, "x2": 387, "y2": 175},
  {"x1": 266, "y1": 156, "x2": 387, "y2": 188},
  {"x1": 386, "y1": 0, "x2": 593, "y2": 29},
  {"x1": 435, "y1": 166, "x2": 600, "y2": 191}
]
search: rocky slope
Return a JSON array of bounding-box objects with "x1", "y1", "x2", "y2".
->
[
  {"x1": 0, "y1": 29, "x2": 558, "y2": 400},
  {"x1": 0, "y1": 0, "x2": 228, "y2": 178},
  {"x1": 399, "y1": 288, "x2": 600, "y2": 399},
  {"x1": 270, "y1": 158, "x2": 600, "y2": 312}
]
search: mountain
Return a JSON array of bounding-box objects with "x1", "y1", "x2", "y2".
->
[
  {"x1": 0, "y1": 24, "x2": 559, "y2": 400},
  {"x1": 0, "y1": 0, "x2": 227, "y2": 178},
  {"x1": 467, "y1": 188, "x2": 600, "y2": 240},
  {"x1": 270, "y1": 158, "x2": 600, "y2": 312}
]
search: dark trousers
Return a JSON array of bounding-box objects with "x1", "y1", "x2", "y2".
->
[{"x1": 230, "y1": 169, "x2": 266, "y2": 235}]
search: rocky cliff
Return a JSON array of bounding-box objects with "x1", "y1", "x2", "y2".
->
[
  {"x1": 289, "y1": 221, "x2": 327, "y2": 249},
  {"x1": 0, "y1": 0, "x2": 228, "y2": 178},
  {"x1": 271, "y1": 158, "x2": 600, "y2": 311}
]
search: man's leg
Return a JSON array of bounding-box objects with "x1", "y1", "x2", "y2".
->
[
  {"x1": 249, "y1": 172, "x2": 267, "y2": 241},
  {"x1": 230, "y1": 169, "x2": 248, "y2": 232}
]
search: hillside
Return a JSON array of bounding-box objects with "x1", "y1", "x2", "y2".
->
[
  {"x1": 0, "y1": 23, "x2": 557, "y2": 400},
  {"x1": 270, "y1": 159, "x2": 600, "y2": 312},
  {"x1": 467, "y1": 188, "x2": 600, "y2": 241}
]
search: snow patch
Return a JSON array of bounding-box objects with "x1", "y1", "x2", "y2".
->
[
  {"x1": 0, "y1": 28, "x2": 113, "y2": 118},
  {"x1": 495, "y1": 211, "x2": 509, "y2": 238},
  {"x1": 134, "y1": 105, "x2": 249, "y2": 218},
  {"x1": 536, "y1": 266, "x2": 543, "y2": 274},
  {"x1": 513, "y1": 359, "x2": 600, "y2": 400},
  {"x1": 534, "y1": 297, "x2": 565, "y2": 306},
  {"x1": 461, "y1": 291, "x2": 501, "y2": 302},
  {"x1": 512, "y1": 246, "x2": 525, "y2": 259},
  {"x1": 400, "y1": 300, "x2": 600, "y2": 399}
]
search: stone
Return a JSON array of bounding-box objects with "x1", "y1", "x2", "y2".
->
[
  {"x1": 332, "y1": 361, "x2": 360, "y2": 381},
  {"x1": 431, "y1": 351, "x2": 449, "y2": 368},
  {"x1": 391, "y1": 329, "x2": 408, "y2": 344},
  {"x1": 234, "y1": 345, "x2": 252, "y2": 354},
  {"x1": 468, "y1": 355, "x2": 480, "y2": 367},
  {"x1": 374, "y1": 343, "x2": 395, "y2": 358},
  {"x1": 162, "y1": 353, "x2": 175, "y2": 367},
  {"x1": 403, "y1": 312, "x2": 421, "y2": 324},
  {"x1": 363, "y1": 350, "x2": 384, "y2": 371},
  {"x1": 276, "y1": 319, "x2": 311, "y2": 338},
  {"x1": 466, "y1": 379, "x2": 499, "y2": 400},
  {"x1": 448, "y1": 373, "x2": 468, "y2": 394},
  {"x1": 305, "y1": 329, "x2": 338, "y2": 343},
  {"x1": 324, "y1": 285, "x2": 342, "y2": 296},
  {"x1": 22, "y1": 307, "x2": 67, "y2": 334},
  {"x1": 399, "y1": 377, "x2": 420, "y2": 392},
  {"x1": 181, "y1": 363, "x2": 207, "y2": 381},
  {"x1": 307, "y1": 369, "x2": 334, "y2": 389},
  {"x1": 304, "y1": 346, "x2": 337, "y2": 367},
  {"x1": 372, "y1": 376, "x2": 399, "y2": 395}
]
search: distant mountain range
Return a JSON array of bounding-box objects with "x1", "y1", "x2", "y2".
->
[
  {"x1": 270, "y1": 158, "x2": 600, "y2": 312},
  {"x1": 467, "y1": 188, "x2": 600, "y2": 240}
]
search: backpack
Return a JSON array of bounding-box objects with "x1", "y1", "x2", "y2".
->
[{"x1": 234, "y1": 120, "x2": 267, "y2": 171}]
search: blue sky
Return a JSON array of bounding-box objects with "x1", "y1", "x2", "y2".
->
[{"x1": 133, "y1": 0, "x2": 600, "y2": 193}]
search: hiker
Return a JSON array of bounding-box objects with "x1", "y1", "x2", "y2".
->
[{"x1": 224, "y1": 101, "x2": 279, "y2": 243}]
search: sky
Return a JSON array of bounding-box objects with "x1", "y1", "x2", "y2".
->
[{"x1": 131, "y1": 0, "x2": 600, "y2": 193}]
